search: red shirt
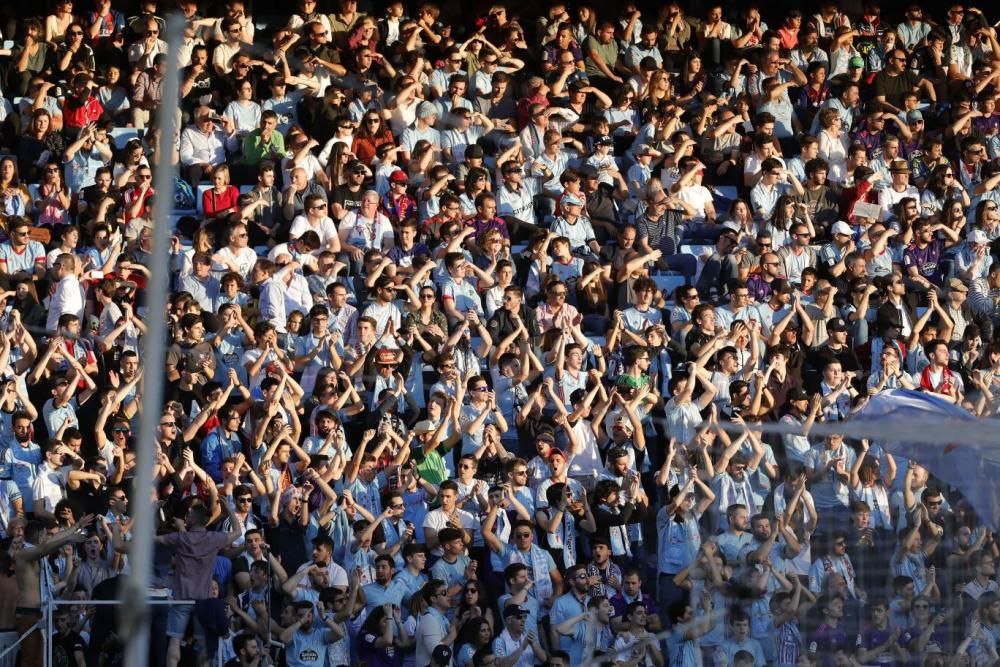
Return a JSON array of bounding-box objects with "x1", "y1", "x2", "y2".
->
[
  {"x1": 63, "y1": 97, "x2": 104, "y2": 132},
  {"x1": 202, "y1": 185, "x2": 240, "y2": 219}
]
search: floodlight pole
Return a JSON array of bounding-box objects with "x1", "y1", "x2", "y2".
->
[{"x1": 121, "y1": 12, "x2": 183, "y2": 667}]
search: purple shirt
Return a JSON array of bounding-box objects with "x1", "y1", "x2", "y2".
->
[
  {"x1": 609, "y1": 591, "x2": 658, "y2": 619},
  {"x1": 903, "y1": 239, "x2": 944, "y2": 284},
  {"x1": 859, "y1": 625, "x2": 895, "y2": 664},
  {"x1": 465, "y1": 216, "x2": 510, "y2": 240},
  {"x1": 809, "y1": 622, "x2": 849, "y2": 666},
  {"x1": 158, "y1": 528, "x2": 230, "y2": 600}
]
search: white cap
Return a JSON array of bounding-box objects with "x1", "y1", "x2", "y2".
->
[
  {"x1": 968, "y1": 229, "x2": 989, "y2": 244},
  {"x1": 831, "y1": 221, "x2": 853, "y2": 237},
  {"x1": 721, "y1": 220, "x2": 741, "y2": 233}
]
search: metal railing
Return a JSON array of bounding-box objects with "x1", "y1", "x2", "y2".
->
[{"x1": 0, "y1": 598, "x2": 226, "y2": 667}]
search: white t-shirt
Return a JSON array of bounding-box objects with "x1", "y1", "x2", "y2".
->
[{"x1": 289, "y1": 215, "x2": 338, "y2": 249}]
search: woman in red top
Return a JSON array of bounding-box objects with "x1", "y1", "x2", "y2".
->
[
  {"x1": 202, "y1": 164, "x2": 240, "y2": 219},
  {"x1": 351, "y1": 111, "x2": 394, "y2": 166}
]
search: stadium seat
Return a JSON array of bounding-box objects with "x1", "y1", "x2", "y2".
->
[
  {"x1": 196, "y1": 184, "x2": 212, "y2": 216},
  {"x1": 110, "y1": 127, "x2": 140, "y2": 150},
  {"x1": 652, "y1": 274, "x2": 685, "y2": 295}
]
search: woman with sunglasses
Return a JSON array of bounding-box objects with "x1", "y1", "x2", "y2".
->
[
  {"x1": 352, "y1": 112, "x2": 395, "y2": 166},
  {"x1": 54, "y1": 22, "x2": 95, "y2": 77},
  {"x1": 35, "y1": 161, "x2": 71, "y2": 228},
  {"x1": 403, "y1": 284, "x2": 448, "y2": 349}
]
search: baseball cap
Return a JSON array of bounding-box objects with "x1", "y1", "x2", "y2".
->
[
  {"x1": 465, "y1": 144, "x2": 484, "y2": 159},
  {"x1": 432, "y1": 645, "x2": 453, "y2": 665},
  {"x1": 503, "y1": 604, "x2": 529, "y2": 619},
  {"x1": 968, "y1": 229, "x2": 989, "y2": 244},
  {"x1": 389, "y1": 170, "x2": 409, "y2": 184},
  {"x1": 831, "y1": 221, "x2": 853, "y2": 237},
  {"x1": 561, "y1": 192, "x2": 584, "y2": 207},
  {"x1": 548, "y1": 448, "x2": 569, "y2": 461},
  {"x1": 579, "y1": 164, "x2": 599, "y2": 178},
  {"x1": 376, "y1": 348, "x2": 398, "y2": 365},
  {"x1": 906, "y1": 110, "x2": 924, "y2": 124},
  {"x1": 721, "y1": 220, "x2": 741, "y2": 233},
  {"x1": 417, "y1": 100, "x2": 438, "y2": 119},
  {"x1": 536, "y1": 430, "x2": 555, "y2": 444},
  {"x1": 596, "y1": 134, "x2": 614, "y2": 146},
  {"x1": 948, "y1": 277, "x2": 969, "y2": 293},
  {"x1": 848, "y1": 56, "x2": 865, "y2": 69},
  {"x1": 827, "y1": 316, "x2": 849, "y2": 332},
  {"x1": 788, "y1": 387, "x2": 810, "y2": 402}
]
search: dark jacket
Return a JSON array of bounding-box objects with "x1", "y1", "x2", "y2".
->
[{"x1": 486, "y1": 304, "x2": 539, "y2": 344}]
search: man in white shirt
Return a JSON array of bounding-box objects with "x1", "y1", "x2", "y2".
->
[
  {"x1": 179, "y1": 106, "x2": 239, "y2": 186},
  {"x1": 46, "y1": 254, "x2": 85, "y2": 334}
]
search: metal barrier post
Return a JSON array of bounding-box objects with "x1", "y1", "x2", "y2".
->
[{"x1": 45, "y1": 600, "x2": 52, "y2": 667}]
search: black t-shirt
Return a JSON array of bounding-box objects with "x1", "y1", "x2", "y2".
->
[
  {"x1": 52, "y1": 631, "x2": 86, "y2": 667},
  {"x1": 182, "y1": 66, "x2": 218, "y2": 112},
  {"x1": 872, "y1": 70, "x2": 921, "y2": 109},
  {"x1": 330, "y1": 184, "x2": 365, "y2": 219}
]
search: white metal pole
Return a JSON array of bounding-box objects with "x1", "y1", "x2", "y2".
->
[{"x1": 121, "y1": 12, "x2": 183, "y2": 667}]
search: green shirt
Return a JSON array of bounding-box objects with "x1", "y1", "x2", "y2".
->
[
  {"x1": 242, "y1": 128, "x2": 285, "y2": 166},
  {"x1": 584, "y1": 36, "x2": 619, "y2": 79}
]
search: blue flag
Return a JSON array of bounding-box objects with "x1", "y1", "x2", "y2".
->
[{"x1": 852, "y1": 389, "x2": 1000, "y2": 529}]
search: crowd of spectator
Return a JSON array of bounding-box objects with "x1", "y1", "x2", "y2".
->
[{"x1": 5, "y1": 0, "x2": 1000, "y2": 666}]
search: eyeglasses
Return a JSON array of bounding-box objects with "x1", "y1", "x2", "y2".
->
[
  {"x1": 160, "y1": 422, "x2": 176, "y2": 427},
  {"x1": 794, "y1": 232, "x2": 811, "y2": 238},
  {"x1": 449, "y1": 58, "x2": 463, "y2": 64},
  {"x1": 465, "y1": 587, "x2": 478, "y2": 593},
  {"x1": 472, "y1": 387, "x2": 488, "y2": 392},
  {"x1": 69, "y1": 30, "x2": 84, "y2": 36},
  {"x1": 112, "y1": 495, "x2": 127, "y2": 501},
  {"x1": 365, "y1": 118, "x2": 380, "y2": 123},
  {"x1": 236, "y1": 497, "x2": 253, "y2": 503},
  {"x1": 228, "y1": 28, "x2": 243, "y2": 34},
  {"x1": 312, "y1": 31, "x2": 326, "y2": 37},
  {"x1": 236, "y1": 233, "x2": 249, "y2": 238},
  {"x1": 551, "y1": 291, "x2": 567, "y2": 297},
  {"x1": 516, "y1": 532, "x2": 532, "y2": 538},
  {"x1": 483, "y1": 59, "x2": 498, "y2": 65},
  {"x1": 390, "y1": 503, "x2": 405, "y2": 509},
  {"x1": 513, "y1": 469, "x2": 527, "y2": 475}
]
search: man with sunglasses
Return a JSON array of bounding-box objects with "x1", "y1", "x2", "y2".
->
[{"x1": 872, "y1": 48, "x2": 936, "y2": 116}]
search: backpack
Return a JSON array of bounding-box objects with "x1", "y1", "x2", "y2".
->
[{"x1": 173, "y1": 177, "x2": 195, "y2": 210}]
